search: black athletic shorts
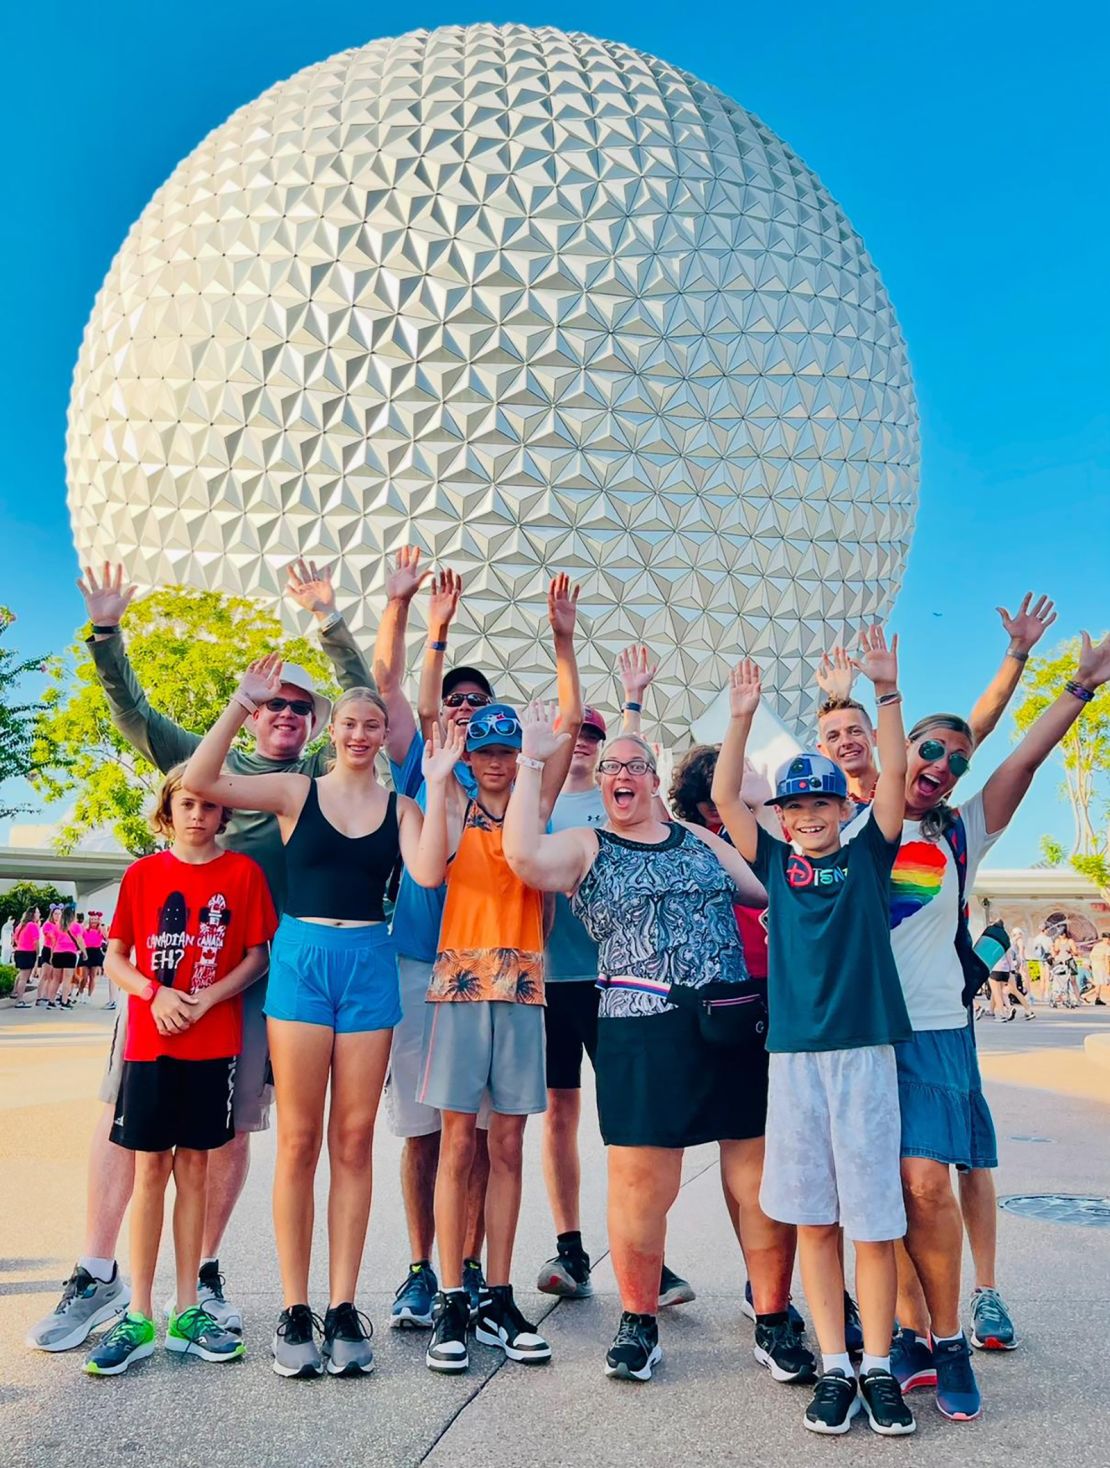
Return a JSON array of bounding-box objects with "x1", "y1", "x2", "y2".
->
[
  {"x1": 544, "y1": 981, "x2": 600, "y2": 1090},
  {"x1": 111, "y1": 1056, "x2": 238, "y2": 1152},
  {"x1": 14, "y1": 951, "x2": 36, "y2": 971},
  {"x1": 40, "y1": 949, "x2": 52, "y2": 965},
  {"x1": 53, "y1": 952, "x2": 78, "y2": 970},
  {"x1": 83, "y1": 948, "x2": 105, "y2": 968}
]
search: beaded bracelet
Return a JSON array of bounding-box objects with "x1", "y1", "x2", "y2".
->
[{"x1": 1066, "y1": 680, "x2": 1094, "y2": 704}]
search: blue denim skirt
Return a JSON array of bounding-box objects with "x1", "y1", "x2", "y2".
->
[{"x1": 896, "y1": 1024, "x2": 997, "y2": 1170}]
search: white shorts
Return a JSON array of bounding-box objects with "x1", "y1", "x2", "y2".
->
[
  {"x1": 759, "y1": 1045, "x2": 905, "y2": 1243},
  {"x1": 385, "y1": 957, "x2": 491, "y2": 1137}
]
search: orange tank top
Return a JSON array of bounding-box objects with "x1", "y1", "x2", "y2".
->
[{"x1": 428, "y1": 801, "x2": 544, "y2": 1005}]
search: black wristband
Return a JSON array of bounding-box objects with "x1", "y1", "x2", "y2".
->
[
  {"x1": 623, "y1": 700, "x2": 643, "y2": 713},
  {"x1": 90, "y1": 624, "x2": 121, "y2": 636},
  {"x1": 1007, "y1": 648, "x2": 1029, "y2": 663}
]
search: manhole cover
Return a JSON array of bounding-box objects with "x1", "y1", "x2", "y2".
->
[{"x1": 999, "y1": 1193, "x2": 1110, "y2": 1227}]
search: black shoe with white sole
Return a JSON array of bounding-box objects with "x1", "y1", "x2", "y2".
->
[
  {"x1": 754, "y1": 1318, "x2": 817, "y2": 1383},
  {"x1": 858, "y1": 1368, "x2": 916, "y2": 1435},
  {"x1": 474, "y1": 1285, "x2": 551, "y2": 1363},
  {"x1": 425, "y1": 1291, "x2": 470, "y2": 1374},
  {"x1": 804, "y1": 1370, "x2": 861, "y2": 1435},
  {"x1": 605, "y1": 1311, "x2": 662, "y2": 1381}
]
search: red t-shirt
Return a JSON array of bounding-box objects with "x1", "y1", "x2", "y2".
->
[{"x1": 112, "y1": 849, "x2": 276, "y2": 1062}]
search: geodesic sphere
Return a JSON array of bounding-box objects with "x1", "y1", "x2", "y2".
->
[{"x1": 67, "y1": 23, "x2": 918, "y2": 741}]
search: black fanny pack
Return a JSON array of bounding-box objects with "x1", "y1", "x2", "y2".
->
[{"x1": 598, "y1": 974, "x2": 767, "y2": 1052}]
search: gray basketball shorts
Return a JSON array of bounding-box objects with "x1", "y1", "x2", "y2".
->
[{"x1": 417, "y1": 998, "x2": 547, "y2": 1116}]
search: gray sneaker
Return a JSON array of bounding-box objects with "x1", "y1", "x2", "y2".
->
[
  {"x1": 26, "y1": 1264, "x2": 130, "y2": 1351},
  {"x1": 321, "y1": 1302, "x2": 375, "y2": 1376},
  {"x1": 272, "y1": 1304, "x2": 323, "y2": 1378},
  {"x1": 198, "y1": 1260, "x2": 243, "y2": 1333}
]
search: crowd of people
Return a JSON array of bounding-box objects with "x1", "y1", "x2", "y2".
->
[
  {"x1": 20, "y1": 557, "x2": 1110, "y2": 1441},
  {"x1": 5, "y1": 906, "x2": 113, "y2": 1009}
]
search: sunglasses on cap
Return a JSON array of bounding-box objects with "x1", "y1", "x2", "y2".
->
[
  {"x1": 263, "y1": 697, "x2": 315, "y2": 717},
  {"x1": 598, "y1": 757, "x2": 655, "y2": 776},
  {"x1": 917, "y1": 738, "x2": 971, "y2": 777},
  {"x1": 468, "y1": 713, "x2": 521, "y2": 740},
  {"x1": 443, "y1": 691, "x2": 492, "y2": 709}
]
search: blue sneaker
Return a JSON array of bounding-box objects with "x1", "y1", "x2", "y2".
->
[
  {"x1": 741, "y1": 1279, "x2": 806, "y2": 1334},
  {"x1": 970, "y1": 1287, "x2": 1017, "y2": 1351},
  {"x1": 934, "y1": 1334, "x2": 981, "y2": 1421},
  {"x1": 890, "y1": 1328, "x2": 937, "y2": 1391},
  {"x1": 390, "y1": 1262, "x2": 437, "y2": 1330},
  {"x1": 843, "y1": 1293, "x2": 863, "y2": 1355},
  {"x1": 463, "y1": 1258, "x2": 486, "y2": 1321}
]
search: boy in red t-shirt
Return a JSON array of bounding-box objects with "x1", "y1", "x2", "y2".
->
[{"x1": 85, "y1": 765, "x2": 276, "y2": 1376}]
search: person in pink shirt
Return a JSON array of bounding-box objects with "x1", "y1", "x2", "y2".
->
[
  {"x1": 37, "y1": 906, "x2": 63, "y2": 1008},
  {"x1": 50, "y1": 906, "x2": 88, "y2": 1010},
  {"x1": 12, "y1": 908, "x2": 42, "y2": 1007}
]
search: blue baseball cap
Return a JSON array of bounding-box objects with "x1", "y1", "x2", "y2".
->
[
  {"x1": 766, "y1": 752, "x2": 848, "y2": 806},
  {"x1": 465, "y1": 702, "x2": 523, "y2": 752}
]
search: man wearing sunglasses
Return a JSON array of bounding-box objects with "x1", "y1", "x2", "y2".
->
[{"x1": 28, "y1": 558, "x2": 373, "y2": 1356}]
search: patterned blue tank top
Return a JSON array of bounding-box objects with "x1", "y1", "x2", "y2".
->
[{"x1": 570, "y1": 824, "x2": 748, "y2": 1019}]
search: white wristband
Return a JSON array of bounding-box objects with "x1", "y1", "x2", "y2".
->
[
  {"x1": 232, "y1": 690, "x2": 258, "y2": 716},
  {"x1": 516, "y1": 754, "x2": 545, "y2": 772}
]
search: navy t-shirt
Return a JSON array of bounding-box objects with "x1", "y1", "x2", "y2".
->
[{"x1": 750, "y1": 812, "x2": 911, "y2": 1054}]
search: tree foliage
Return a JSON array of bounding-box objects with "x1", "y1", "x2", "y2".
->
[
  {"x1": 31, "y1": 586, "x2": 337, "y2": 856},
  {"x1": 1015, "y1": 636, "x2": 1110, "y2": 891},
  {"x1": 0, "y1": 606, "x2": 46, "y2": 817},
  {"x1": 0, "y1": 881, "x2": 67, "y2": 928}
]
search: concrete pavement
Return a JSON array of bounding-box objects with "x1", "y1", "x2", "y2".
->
[{"x1": 2, "y1": 999, "x2": 1109, "y2": 1467}]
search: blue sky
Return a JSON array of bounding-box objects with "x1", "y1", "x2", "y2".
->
[{"x1": 2, "y1": 0, "x2": 1107, "y2": 864}]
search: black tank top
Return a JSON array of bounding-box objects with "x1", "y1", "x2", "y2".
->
[{"x1": 283, "y1": 781, "x2": 399, "y2": 922}]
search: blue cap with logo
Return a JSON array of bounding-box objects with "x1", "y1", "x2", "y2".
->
[
  {"x1": 465, "y1": 702, "x2": 523, "y2": 752},
  {"x1": 766, "y1": 752, "x2": 848, "y2": 806}
]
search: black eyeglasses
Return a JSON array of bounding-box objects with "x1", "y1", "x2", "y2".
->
[
  {"x1": 598, "y1": 758, "x2": 655, "y2": 776},
  {"x1": 917, "y1": 738, "x2": 971, "y2": 777},
  {"x1": 443, "y1": 692, "x2": 491, "y2": 709},
  {"x1": 263, "y1": 697, "x2": 315, "y2": 717}
]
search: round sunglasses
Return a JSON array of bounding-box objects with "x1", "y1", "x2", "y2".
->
[
  {"x1": 917, "y1": 738, "x2": 971, "y2": 777},
  {"x1": 443, "y1": 691, "x2": 492, "y2": 709}
]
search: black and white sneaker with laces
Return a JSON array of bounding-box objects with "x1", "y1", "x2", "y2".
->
[
  {"x1": 859, "y1": 1368, "x2": 916, "y2": 1435},
  {"x1": 474, "y1": 1284, "x2": 551, "y2": 1363},
  {"x1": 425, "y1": 1291, "x2": 470, "y2": 1374},
  {"x1": 271, "y1": 1304, "x2": 324, "y2": 1378},
  {"x1": 753, "y1": 1318, "x2": 817, "y2": 1383},
  {"x1": 804, "y1": 1370, "x2": 861, "y2": 1435},
  {"x1": 605, "y1": 1312, "x2": 661, "y2": 1381}
]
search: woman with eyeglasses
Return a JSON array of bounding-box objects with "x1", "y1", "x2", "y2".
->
[
  {"x1": 184, "y1": 657, "x2": 460, "y2": 1380},
  {"x1": 844, "y1": 630, "x2": 1110, "y2": 1423},
  {"x1": 503, "y1": 710, "x2": 796, "y2": 1386}
]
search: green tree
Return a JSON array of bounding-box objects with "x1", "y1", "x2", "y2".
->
[
  {"x1": 0, "y1": 881, "x2": 67, "y2": 928},
  {"x1": 1015, "y1": 636, "x2": 1110, "y2": 889},
  {"x1": 31, "y1": 586, "x2": 337, "y2": 856},
  {"x1": 0, "y1": 606, "x2": 46, "y2": 817}
]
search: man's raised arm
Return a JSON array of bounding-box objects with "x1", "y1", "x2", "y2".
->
[{"x1": 285, "y1": 557, "x2": 377, "y2": 693}]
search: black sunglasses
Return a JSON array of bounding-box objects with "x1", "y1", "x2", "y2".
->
[
  {"x1": 917, "y1": 738, "x2": 971, "y2": 777},
  {"x1": 443, "y1": 691, "x2": 491, "y2": 709},
  {"x1": 263, "y1": 697, "x2": 315, "y2": 717}
]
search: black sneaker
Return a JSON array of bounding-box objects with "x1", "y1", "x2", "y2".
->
[
  {"x1": 859, "y1": 1368, "x2": 916, "y2": 1436},
  {"x1": 740, "y1": 1279, "x2": 806, "y2": 1334},
  {"x1": 474, "y1": 1284, "x2": 551, "y2": 1363},
  {"x1": 753, "y1": 1318, "x2": 817, "y2": 1383},
  {"x1": 804, "y1": 1370, "x2": 861, "y2": 1435},
  {"x1": 605, "y1": 1311, "x2": 661, "y2": 1381},
  {"x1": 658, "y1": 1264, "x2": 695, "y2": 1308},
  {"x1": 844, "y1": 1292, "x2": 864, "y2": 1355},
  {"x1": 321, "y1": 1301, "x2": 375, "y2": 1376},
  {"x1": 537, "y1": 1240, "x2": 593, "y2": 1299},
  {"x1": 425, "y1": 1291, "x2": 470, "y2": 1374}
]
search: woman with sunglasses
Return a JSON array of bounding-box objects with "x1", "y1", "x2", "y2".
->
[
  {"x1": 184, "y1": 656, "x2": 460, "y2": 1379},
  {"x1": 844, "y1": 629, "x2": 1110, "y2": 1423},
  {"x1": 504, "y1": 711, "x2": 792, "y2": 1386}
]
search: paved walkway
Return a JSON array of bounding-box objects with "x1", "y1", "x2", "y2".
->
[{"x1": 2, "y1": 1000, "x2": 1109, "y2": 1466}]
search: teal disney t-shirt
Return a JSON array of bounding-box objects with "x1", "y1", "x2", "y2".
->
[{"x1": 750, "y1": 811, "x2": 911, "y2": 1054}]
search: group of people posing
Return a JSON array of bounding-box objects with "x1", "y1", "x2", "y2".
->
[
  {"x1": 8, "y1": 906, "x2": 111, "y2": 1009},
  {"x1": 23, "y1": 560, "x2": 1107, "y2": 1441}
]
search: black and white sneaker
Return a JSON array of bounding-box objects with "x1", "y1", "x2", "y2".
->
[
  {"x1": 658, "y1": 1264, "x2": 695, "y2": 1308},
  {"x1": 425, "y1": 1291, "x2": 470, "y2": 1374},
  {"x1": 605, "y1": 1311, "x2": 661, "y2": 1381},
  {"x1": 859, "y1": 1368, "x2": 916, "y2": 1435},
  {"x1": 754, "y1": 1318, "x2": 817, "y2": 1383},
  {"x1": 537, "y1": 1241, "x2": 593, "y2": 1299},
  {"x1": 804, "y1": 1370, "x2": 861, "y2": 1435},
  {"x1": 474, "y1": 1285, "x2": 551, "y2": 1363}
]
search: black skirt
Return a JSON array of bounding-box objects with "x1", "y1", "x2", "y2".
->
[{"x1": 596, "y1": 1006, "x2": 768, "y2": 1148}]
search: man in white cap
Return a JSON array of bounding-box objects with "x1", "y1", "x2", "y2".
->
[{"x1": 28, "y1": 559, "x2": 372, "y2": 1353}]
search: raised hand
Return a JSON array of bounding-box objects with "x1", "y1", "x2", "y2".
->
[
  {"x1": 428, "y1": 568, "x2": 463, "y2": 630},
  {"x1": 617, "y1": 644, "x2": 659, "y2": 702},
  {"x1": 422, "y1": 719, "x2": 465, "y2": 782},
  {"x1": 852, "y1": 625, "x2": 899, "y2": 690},
  {"x1": 76, "y1": 563, "x2": 137, "y2": 627},
  {"x1": 1075, "y1": 630, "x2": 1110, "y2": 691},
  {"x1": 385, "y1": 546, "x2": 432, "y2": 604},
  {"x1": 547, "y1": 572, "x2": 581, "y2": 640},
  {"x1": 285, "y1": 557, "x2": 336, "y2": 617},
  {"x1": 238, "y1": 652, "x2": 284, "y2": 707},
  {"x1": 521, "y1": 699, "x2": 571, "y2": 762},
  {"x1": 728, "y1": 658, "x2": 762, "y2": 718},
  {"x1": 997, "y1": 592, "x2": 1057, "y2": 654},
  {"x1": 815, "y1": 644, "x2": 854, "y2": 701}
]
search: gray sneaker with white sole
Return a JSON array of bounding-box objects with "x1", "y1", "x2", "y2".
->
[{"x1": 26, "y1": 1264, "x2": 130, "y2": 1351}]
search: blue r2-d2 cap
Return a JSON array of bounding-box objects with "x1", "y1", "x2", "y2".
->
[{"x1": 766, "y1": 752, "x2": 849, "y2": 806}]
